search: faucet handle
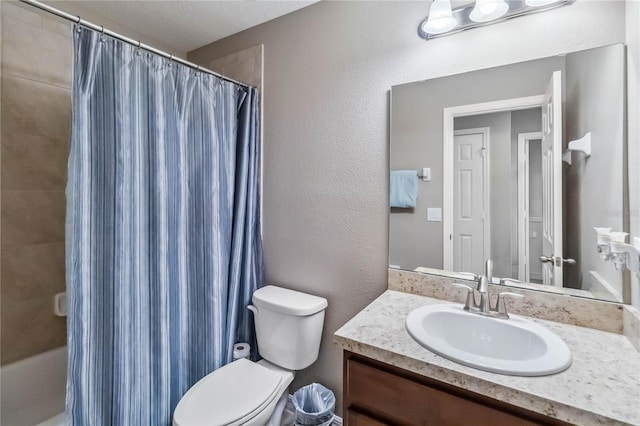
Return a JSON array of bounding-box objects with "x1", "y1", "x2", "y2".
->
[
  {"x1": 452, "y1": 283, "x2": 473, "y2": 291},
  {"x1": 499, "y1": 277, "x2": 523, "y2": 286},
  {"x1": 452, "y1": 283, "x2": 475, "y2": 311},
  {"x1": 458, "y1": 272, "x2": 480, "y2": 282},
  {"x1": 496, "y1": 292, "x2": 524, "y2": 319}
]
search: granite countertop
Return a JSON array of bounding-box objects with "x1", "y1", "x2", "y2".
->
[{"x1": 335, "y1": 290, "x2": 640, "y2": 425}]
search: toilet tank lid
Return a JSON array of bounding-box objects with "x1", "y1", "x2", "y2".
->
[{"x1": 253, "y1": 286, "x2": 328, "y2": 316}]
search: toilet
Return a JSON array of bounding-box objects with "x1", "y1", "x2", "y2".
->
[{"x1": 173, "y1": 285, "x2": 328, "y2": 426}]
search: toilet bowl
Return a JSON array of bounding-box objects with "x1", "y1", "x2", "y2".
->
[{"x1": 173, "y1": 286, "x2": 328, "y2": 426}]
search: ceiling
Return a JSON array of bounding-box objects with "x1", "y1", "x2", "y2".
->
[{"x1": 46, "y1": 0, "x2": 318, "y2": 54}]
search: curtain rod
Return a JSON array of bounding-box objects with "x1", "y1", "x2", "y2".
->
[{"x1": 18, "y1": 0, "x2": 253, "y2": 89}]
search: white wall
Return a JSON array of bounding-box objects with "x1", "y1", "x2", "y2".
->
[
  {"x1": 188, "y1": 0, "x2": 629, "y2": 412},
  {"x1": 565, "y1": 45, "x2": 626, "y2": 300}
]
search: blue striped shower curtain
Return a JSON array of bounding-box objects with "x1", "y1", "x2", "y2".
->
[{"x1": 66, "y1": 26, "x2": 264, "y2": 425}]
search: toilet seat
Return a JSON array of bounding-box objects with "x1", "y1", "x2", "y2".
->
[{"x1": 173, "y1": 358, "x2": 287, "y2": 426}]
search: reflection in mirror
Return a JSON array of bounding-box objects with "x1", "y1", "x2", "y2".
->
[
  {"x1": 452, "y1": 108, "x2": 543, "y2": 282},
  {"x1": 389, "y1": 44, "x2": 628, "y2": 303}
]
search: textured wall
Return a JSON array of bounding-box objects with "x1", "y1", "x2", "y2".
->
[
  {"x1": 188, "y1": 0, "x2": 628, "y2": 413},
  {"x1": 0, "y1": 2, "x2": 70, "y2": 365}
]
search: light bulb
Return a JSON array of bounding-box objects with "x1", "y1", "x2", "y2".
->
[
  {"x1": 423, "y1": 0, "x2": 457, "y2": 35},
  {"x1": 470, "y1": 0, "x2": 509, "y2": 23},
  {"x1": 526, "y1": 0, "x2": 562, "y2": 6}
]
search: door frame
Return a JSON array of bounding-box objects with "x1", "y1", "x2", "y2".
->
[
  {"x1": 452, "y1": 127, "x2": 491, "y2": 273},
  {"x1": 442, "y1": 95, "x2": 545, "y2": 271},
  {"x1": 517, "y1": 132, "x2": 543, "y2": 282}
]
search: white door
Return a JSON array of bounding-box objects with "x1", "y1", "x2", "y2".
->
[
  {"x1": 517, "y1": 132, "x2": 543, "y2": 282},
  {"x1": 453, "y1": 129, "x2": 489, "y2": 275},
  {"x1": 540, "y1": 71, "x2": 563, "y2": 287}
]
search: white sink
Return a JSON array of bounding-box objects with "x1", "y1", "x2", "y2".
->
[{"x1": 405, "y1": 304, "x2": 572, "y2": 376}]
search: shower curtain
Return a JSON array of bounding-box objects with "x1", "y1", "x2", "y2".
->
[{"x1": 66, "y1": 26, "x2": 263, "y2": 425}]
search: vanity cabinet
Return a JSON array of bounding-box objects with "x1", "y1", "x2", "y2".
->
[{"x1": 343, "y1": 352, "x2": 570, "y2": 426}]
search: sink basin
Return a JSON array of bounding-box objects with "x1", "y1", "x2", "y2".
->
[{"x1": 405, "y1": 304, "x2": 572, "y2": 376}]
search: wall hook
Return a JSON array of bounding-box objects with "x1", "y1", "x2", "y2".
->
[{"x1": 562, "y1": 132, "x2": 591, "y2": 165}]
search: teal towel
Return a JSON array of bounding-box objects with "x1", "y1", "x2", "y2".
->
[{"x1": 390, "y1": 170, "x2": 418, "y2": 208}]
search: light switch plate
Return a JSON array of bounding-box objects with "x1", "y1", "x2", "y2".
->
[
  {"x1": 427, "y1": 208, "x2": 442, "y2": 222},
  {"x1": 421, "y1": 167, "x2": 431, "y2": 181}
]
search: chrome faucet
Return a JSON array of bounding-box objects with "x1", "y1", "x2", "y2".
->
[{"x1": 453, "y1": 260, "x2": 523, "y2": 319}]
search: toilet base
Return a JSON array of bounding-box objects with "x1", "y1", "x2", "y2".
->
[{"x1": 265, "y1": 391, "x2": 288, "y2": 426}]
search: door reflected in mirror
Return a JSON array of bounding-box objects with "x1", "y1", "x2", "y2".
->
[
  {"x1": 389, "y1": 44, "x2": 628, "y2": 303},
  {"x1": 451, "y1": 109, "x2": 544, "y2": 283}
]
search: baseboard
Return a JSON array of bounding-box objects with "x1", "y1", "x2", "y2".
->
[{"x1": 286, "y1": 394, "x2": 343, "y2": 426}]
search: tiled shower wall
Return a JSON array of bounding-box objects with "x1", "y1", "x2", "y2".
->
[{"x1": 1, "y1": 1, "x2": 71, "y2": 365}]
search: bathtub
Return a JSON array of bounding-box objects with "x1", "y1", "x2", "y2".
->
[{"x1": 1, "y1": 346, "x2": 66, "y2": 425}]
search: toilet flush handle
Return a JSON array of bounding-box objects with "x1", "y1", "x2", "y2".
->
[{"x1": 247, "y1": 305, "x2": 258, "y2": 315}]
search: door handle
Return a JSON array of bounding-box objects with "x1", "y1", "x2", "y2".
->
[{"x1": 539, "y1": 255, "x2": 576, "y2": 266}]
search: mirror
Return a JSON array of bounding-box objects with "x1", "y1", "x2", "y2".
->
[{"x1": 389, "y1": 44, "x2": 628, "y2": 303}]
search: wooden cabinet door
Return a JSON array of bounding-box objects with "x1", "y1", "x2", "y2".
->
[
  {"x1": 343, "y1": 353, "x2": 568, "y2": 426},
  {"x1": 347, "y1": 410, "x2": 389, "y2": 426}
]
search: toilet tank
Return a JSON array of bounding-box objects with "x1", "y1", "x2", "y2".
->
[{"x1": 250, "y1": 286, "x2": 328, "y2": 370}]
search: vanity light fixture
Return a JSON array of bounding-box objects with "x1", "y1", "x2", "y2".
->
[
  {"x1": 422, "y1": 0, "x2": 458, "y2": 35},
  {"x1": 470, "y1": 0, "x2": 509, "y2": 23},
  {"x1": 418, "y1": 0, "x2": 575, "y2": 40},
  {"x1": 526, "y1": 0, "x2": 563, "y2": 6}
]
